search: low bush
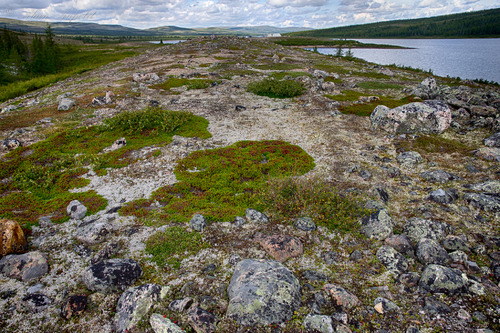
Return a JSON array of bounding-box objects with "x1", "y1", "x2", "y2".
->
[{"x1": 247, "y1": 78, "x2": 305, "y2": 98}]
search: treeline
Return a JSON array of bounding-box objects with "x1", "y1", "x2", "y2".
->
[
  {"x1": 0, "y1": 26, "x2": 60, "y2": 85},
  {"x1": 287, "y1": 8, "x2": 500, "y2": 38}
]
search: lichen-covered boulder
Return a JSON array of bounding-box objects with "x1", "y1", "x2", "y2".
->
[
  {"x1": 81, "y1": 259, "x2": 142, "y2": 293},
  {"x1": 360, "y1": 209, "x2": 393, "y2": 240},
  {"x1": 464, "y1": 192, "x2": 500, "y2": 212},
  {"x1": 0, "y1": 219, "x2": 27, "y2": 257},
  {"x1": 370, "y1": 100, "x2": 451, "y2": 134},
  {"x1": 187, "y1": 306, "x2": 218, "y2": 333},
  {"x1": 189, "y1": 214, "x2": 207, "y2": 232},
  {"x1": 474, "y1": 147, "x2": 500, "y2": 162},
  {"x1": 58, "y1": 98, "x2": 76, "y2": 111},
  {"x1": 0, "y1": 251, "x2": 48, "y2": 281},
  {"x1": 419, "y1": 264, "x2": 468, "y2": 295},
  {"x1": 293, "y1": 217, "x2": 316, "y2": 231},
  {"x1": 397, "y1": 151, "x2": 423, "y2": 168},
  {"x1": 114, "y1": 284, "x2": 162, "y2": 333},
  {"x1": 61, "y1": 295, "x2": 87, "y2": 320},
  {"x1": 150, "y1": 313, "x2": 184, "y2": 333},
  {"x1": 227, "y1": 259, "x2": 301, "y2": 326},
  {"x1": 403, "y1": 217, "x2": 450, "y2": 244},
  {"x1": 67, "y1": 200, "x2": 87, "y2": 220},
  {"x1": 376, "y1": 245, "x2": 408, "y2": 275},
  {"x1": 416, "y1": 238, "x2": 451, "y2": 265},
  {"x1": 484, "y1": 132, "x2": 500, "y2": 147},
  {"x1": 245, "y1": 208, "x2": 269, "y2": 224},
  {"x1": 255, "y1": 233, "x2": 303, "y2": 263},
  {"x1": 428, "y1": 188, "x2": 459, "y2": 204},
  {"x1": 323, "y1": 284, "x2": 361, "y2": 310},
  {"x1": 303, "y1": 314, "x2": 334, "y2": 333},
  {"x1": 412, "y1": 77, "x2": 441, "y2": 99},
  {"x1": 21, "y1": 293, "x2": 51, "y2": 313},
  {"x1": 75, "y1": 219, "x2": 113, "y2": 245},
  {"x1": 420, "y1": 170, "x2": 461, "y2": 183}
]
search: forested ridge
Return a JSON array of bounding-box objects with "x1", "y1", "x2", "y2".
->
[{"x1": 287, "y1": 8, "x2": 500, "y2": 38}]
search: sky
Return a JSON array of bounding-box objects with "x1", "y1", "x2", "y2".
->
[{"x1": 0, "y1": 0, "x2": 498, "y2": 29}]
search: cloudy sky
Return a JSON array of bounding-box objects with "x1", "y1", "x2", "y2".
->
[{"x1": 0, "y1": 0, "x2": 498, "y2": 29}]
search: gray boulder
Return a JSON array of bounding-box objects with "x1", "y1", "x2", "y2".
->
[
  {"x1": 374, "y1": 297, "x2": 400, "y2": 313},
  {"x1": 21, "y1": 293, "x2": 51, "y2": 313},
  {"x1": 474, "y1": 147, "x2": 500, "y2": 162},
  {"x1": 420, "y1": 170, "x2": 461, "y2": 184},
  {"x1": 133, "y1": 73, "x2": 160, "y2": 82},
  {"x1": 397, "y1": 151, "x2": 423, "y2": 168},
  {"x1": 2, "y1": 138, "x2": 21, "y2": 151},
  {"x1": 376, "y1": 245, "x2": 408, "y2": 274},
  {"x1": 0, "y1": 251, "x2": 48, "y2": 281},
  {"x1": 463, "y1": 193, "x2": 500, "y2": 212},
  {"x1": 384, "y1": 234, "x2": 414, "y2": 257},
  {"x1": 360, "y1": 209, "x2": 393, "y2": 240},
  {"x1": 75, "y1": 219, "x2": 113, "y2": 245},
  {"x1": 187, "y1": 306, "x2": 218, "y2": 333},
  {"x1": 114, "y1": 284, "x2": 162, "y2": 333},
  {"x1": 428, "y1": 188, "x2": 459, "y2": 204},
  {"x1": 303, "y1": 314, "x2": 334, "y2": 333},
  {"x1": 67, "y1": 200, "x2": 87, "y2": 220},
  {"x1": 419, "y1": 264, "x2": 468, "y2": 295},
  {"x1": 416, "y1": 238, "x2": 451, "y2": 265},
  {"x1": 293, "y1": 217, "x2": 316, "y2": 231},
  {"x1": 245, "y1": 208, "x2": 269, "y2": 224},
  {"x1": 227, "y1": 259, "x2": 301, "y2": 326},
  {"x1": 189, "y1": 214, "x2": 207, "y2": 232},
  {"x1": 403, "y1": 217, "x2": 450, "y2": 244},
  {"x1": 58, "y1": 98, "x2": 76, "y2": 111},
  {"x1": 150, "y1": 313, "x2": 184, "y2": 333},
  {"x1": 370, "y1": 100, "x2": 451, "y2": 134},
  {"x1": 81, "y1": 259, "x2": 142, "y2": 293},
  {"x1": 463, "y1": 180, "x2": 500, "y2": 194},
  {"x1": 484, "y1": 132, "x2": 500, "y2": 147},
  {"x1": 442, "y1": 236, "x2": 469, "y2": 252},
  {"x1": 412, "y1": 77, "x2": 441, "y2": 99}
]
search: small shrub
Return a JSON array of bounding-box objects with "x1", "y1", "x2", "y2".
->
[
  {"x1": 145, "y1": 226, "x2": 209, "y2": 269},
  {"x1": 247, "y1": 78, "x2": 305, "y2": 98},
  {"x1": 260, "y1": 175, "x2": 368, "y2": 232}
]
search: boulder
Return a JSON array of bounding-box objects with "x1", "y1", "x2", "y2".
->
[
  {"x1": 75, "y1": 219, "x2": 113, "y2": 245},
  {"x1": 463, "y1": 193, "x2": 500, "y2": 212},
  {"x1": 470, "y1": 105, "x2": 497, "y2": 117},
  {"x1": 245, "y1": 208, "x2": 269, "y2": 223},
  {"x1": 61, "y1": 295, "x2": 87, "y2": 319},
  {"x1": 0, "y1": 251, "x2": 48, "y2": 281},
  {"x1": 484, "y1": 132, "x2": 500, "y2": 147},
  {"x1": 187, "y1": 306, "x2": 218, "y2": 333},
  {"x1": 303, "y1": 314, "x2": 334, "y2": 333},
  {"x1": 227, "y1": 259, "x2": 301, "y2": 326},
  {"x1": 293, "y1": 217, "x2": 316, "y2": 231},
  {"x1": 442, "y1": 236, "x2": 469, "y2": 252},
  {"x1": 463, "y1": 180, "x2": 500, "y2": 194},
  {"x1": 370, "y1": 100, "x2": 451, "y2": 134},
  {"x1": 150, "y1": 313, "x2": 184, "y2": 333},
  {"x1": 110, "y1": 138, "x2": 127, "y2": 151},
  {"x1": 384, "y1": 234, "x2": 414, "y2": 257},
  {"x1": 419, "y1": 264, "x2": 468, "y2": 295},
  {"x1": 67, "y1": 200, "x2": 87, "y2": 220},
  {"x1": 403, "y1": 217, "x2": 450, "y2": 244},
  {"x1": 397, "y1": 151, "x2": 423, "y2": 168},
  {"x1": 114, "y1": 284, "x2": 162, "y2": 333},
  {"x1": 420, "y1": 170, "x2": 461, "y2": 184},
  {"x1": 415, "y1": 238, "x2": 451, "y2": 265},
  {"x1": 58, "y1": 98, "x2": 76, "y2": 111},
  {"x1": 2, "y1": 138, "x2": 21, "y2": 151},
  {"x1": 424, "y1": 296, "x2": 451, "y2": 314},
  {"x1": 323, "y1": 284, "x2": 361, "y2": 310},
  {"x1": 81, "y1": 259, "x2": 142, "y2": 293},
  {"x1": 412, "y1": 77, "x2": 441, "y2": 99},
  {"x1": 360, "y1": 209, "x2": 393, "y2": 240},
  {"x1": 133, "y1": 72, "x2": 160, "y2": 82},
  {"x1": 189, "y1": 214, "x2": 207, "y2": 232},
  {"x1": 255, "y1": 233, "x2": 303, "y2": 263},
  {"x1": 0, "y1": 219, "x2": 27, "y2": 257},
  {"x1": 428, "y1": 188, "x2": 459, "y2": 204},
  {"x1": 474, "y1": 147, "x2": 500, "y2": 162},
  {"x1": 376, "y1": 245, "x2": 408, "y2": 274},
  {"x1": 374, "y1": 297, "x2": 400, "y2": 313},
  {"x1": 21, "y1": 293, "x2": 51, "y2": 313}
]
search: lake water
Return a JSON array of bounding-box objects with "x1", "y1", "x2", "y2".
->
[
  {"x1": 149, "y1": 40, "x2": 186, "y2": 44},
  {"x1": 313, "y1": 38, "x2": 500, "y2": 83}
]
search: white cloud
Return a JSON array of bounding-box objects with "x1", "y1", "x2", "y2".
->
[{"x1": 268, "y1": 0, "x2": 328, "y2": 7}]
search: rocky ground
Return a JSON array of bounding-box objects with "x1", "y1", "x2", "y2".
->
[{"x1": 0, "y1": 36, "x2": 499, "y2": 333}]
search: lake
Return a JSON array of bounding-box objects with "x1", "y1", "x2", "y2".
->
[{"x1": 312, "y1": 38, "x2": 500, "y2": 83}]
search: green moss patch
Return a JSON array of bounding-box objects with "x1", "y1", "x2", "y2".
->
[
  {"x1": 396, "y1": 134, "x2": 473, "y2": 155},
  {"x1": 149, "y1": 77, "x2": 216, "y2": 92},
  {"x1": 247, "y1": 78, "x2": 305, "y2": 99},
  {"x1": 122, "y1": 140, "x2": 315, "y2": 223},
  {"x1": 145, "y1": 226, "x2": 209, "y2": 269},
  {"x1": 0, "y1": 107, "x2": 211, "y2": 227}
]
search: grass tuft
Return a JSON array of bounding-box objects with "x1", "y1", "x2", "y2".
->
[{"x1": 247, "y1": 78, "x2": 305, "y2": 99}]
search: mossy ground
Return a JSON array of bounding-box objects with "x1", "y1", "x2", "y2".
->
[
  {"x1": 247, "y1": 78, "x2": 305, "y2": 99},
  {"x1": 0, "y1": 107, "x2": 211, "y2": 228}
]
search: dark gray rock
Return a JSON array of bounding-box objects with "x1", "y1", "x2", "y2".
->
[
  {"x1": 302, "y1": 314, "x2": 334, "y2": 333},
  {"x1": 67, "y1": 200, "x2": 87, "y2": 220},
  {"x1": 90, "y1": 241, "x2": 120, "y2": 265},
  {"x1": 21, "y1": 293, "x2": 51, "y2": 313},
  {"x1": 376, "y1": 245, "x2": 408, "y2": 274},
  {"x1": 463, "y1": 192, "x2": 500, "y2": 212},
  {"x1": 385, "y1": 234, "x2": 414, "y2": 257},
  {"x1": 293, "y1": 217, "x2": 316, "y2": 231},
  {"x1": 75, "y1": 219, "x2": 113, "y2": 245},
  {"x1": 302, "y1": 270, "x2": 328, "y2": 281},
  {"x1": 168, "y1": 298, "x2": 193, "y2": 313},
  {"x1": 403, "y1": 217, "x2": 450, "y2": 244},
  {"x1": 442, "y1": 236, "x2": 469, "y2": 252},
  {"x1": 424, "y1": 296, "x2": 451, "y2": 314},
  {"x1": 189, "y1": 214, "x2": 207, "y2": 232},
  {"x1": 428, "y1": 188, "x2": 459, "y2": 204},
  {"x1": 2, "y1": 138, "x2": 21, "y2": 151},
  {"x1": 187, "y1": 306, "x2": 218, "y2": 333},
  {"x1": 61, "y1": 295, "x2": 87, "y2": 319},
  {"x1": 114, "y1": 284, "x2": 161, "y2": 333},
  {"x1": 412, "y1": 77, "x2": 441, "y2": 99},
  {"x1": 419, "y1": 264, "x2": 468, "y2": 295},
  {"x1": 227, "y1": 259, "x2": 301, "y2": 326},
  {"x1": 416, "y1": 238, "x2": 451, "y2": 265},
  {"x1": 245, "y1": 208, "x2": 269, "y2": 223},
  {"x1": 81, "y1": 259, "x2": 142, "y2": 293},
  {"x1": 150, "y1": 313, "x2": 184, "y2": 333},
  {"x1": 420, "y1": 170, "x2": 461, "y2": 184},
  {"x1": 397, "y1": 151, "x2": 423, "y2": 168},
  {"x1": 370, "y1": 100, "x2": 451, "y2": 134},
  {"x1": 0, "y1": 251, "x2": 48, "y2": 281},
  {"x1": 397, "y1": 272, "x2": 420, "y2": 287},
  {"x1": 463, "y1": 180, "x2": 500, "y2": 194},
  {"x1": 484, "y1": 132, "x2": 500, "y2": 147},
  {"x1": 360, "y1": 209, "x2": 393, "y2": 240},
  {"x1": 374, "y1": 297, "x2": 400, "y2": 313},
  {"x1": 349, "y1": 250, "x2": 363, "y2": 262},
  {"x1": 322, "y1": 251, "x2": 341, "y2": 265}
]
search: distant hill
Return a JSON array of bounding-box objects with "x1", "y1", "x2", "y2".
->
[
  {"x1": 0, "y1": 17, "x2": 311, "y2": 37},
  {"x1": 287, "y1": 8, "x2": 500, "y2": 38}
]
